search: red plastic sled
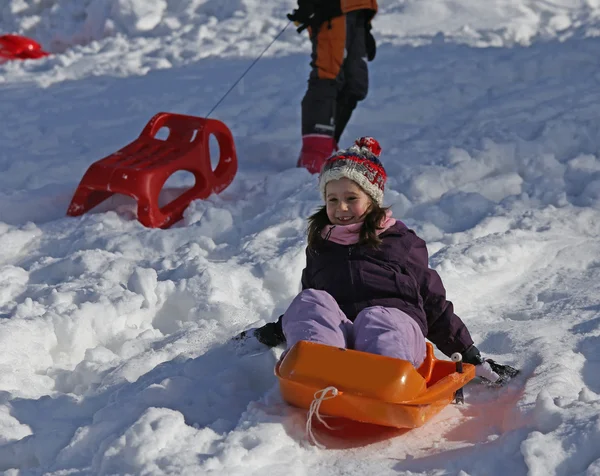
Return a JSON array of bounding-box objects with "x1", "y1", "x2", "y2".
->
[
  {"x1": 0, "y1": 34, "x2": 49, "y2": 62},
  {"x1": 67, "y1": 112, "x2": 238, "y2": 228},
  {"x1": 276, "y1": 341, "x2": 475, "y2": 430}
]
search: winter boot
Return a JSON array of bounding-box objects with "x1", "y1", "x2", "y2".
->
[{"x1": 297, "y1": 134, "x2": 337, "y2": 174}]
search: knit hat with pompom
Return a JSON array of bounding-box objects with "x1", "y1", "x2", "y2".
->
[{"x1": 318, "y1": 137, "x2": 387, "y2": 206}]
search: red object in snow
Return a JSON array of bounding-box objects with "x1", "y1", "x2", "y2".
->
[
  {"x1": 67, "y1": 112, "x2": 238, "y2": 229},
  {"x1": 0, "y1": 34, "x2": 49, "y2": 61}
]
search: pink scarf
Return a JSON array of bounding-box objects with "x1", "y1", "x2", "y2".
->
[{"x1": 321, "y1": 210, "x2": 397, "y2": 245}]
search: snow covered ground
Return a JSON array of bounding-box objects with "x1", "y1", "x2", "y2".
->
[{"x1": 1, "y1": 0, "x2": 600, "y2": 474}]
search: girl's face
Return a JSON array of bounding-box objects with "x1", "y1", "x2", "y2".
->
[{"x1": 325, "y1": 178, "x2": 372, "y2": 225}]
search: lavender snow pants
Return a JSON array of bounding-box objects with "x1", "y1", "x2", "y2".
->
[{"x1": 282, "y1": 289, "x2": 426, "y2": 368}]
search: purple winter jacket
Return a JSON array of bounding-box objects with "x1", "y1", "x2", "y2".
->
[{"x1": 300, "y1": 221, "x2": 474, "y2": 357}]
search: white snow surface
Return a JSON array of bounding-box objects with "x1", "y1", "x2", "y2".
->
[{"x1": 2, "y1": 0, "x2": 600, "y2": 475}]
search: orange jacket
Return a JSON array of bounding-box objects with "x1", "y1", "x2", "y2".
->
[{"x1": 341, "y1": 0, "x2": 377, "y2": 14}]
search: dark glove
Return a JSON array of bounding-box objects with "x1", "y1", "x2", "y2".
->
[
  {"x1": 461, "y1": 345, "x2": 520, "y2": 386},
  {"x1": 254, "y1": 320, "x2": 286, "y2": 347},
  {"x1": 287, "y1": 0, "x2": 317, "y2": 33},
  {"x1": 234, "y1": 316, "x2": 286, "y2": 348},
  {"x1": 287, "y1": 0, "x2": 342, "y2": 34},
  {"x1": 461, "y1": 344, "x2": 485, "y2": 365},
  {"x1": 365, "y1": 24, "x2": 376, "y2": 61},
  {"x1": 486, "y1": 359, "x2": 520, "y2": 386}
]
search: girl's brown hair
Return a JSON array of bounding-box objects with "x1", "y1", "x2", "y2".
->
[{"x1": 307, "y1": 201, "x2": 389, "y2": 249}]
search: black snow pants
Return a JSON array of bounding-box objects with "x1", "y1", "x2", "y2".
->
[{"x1": 301, "y1": 10, "x2": 370, "y2": 144}]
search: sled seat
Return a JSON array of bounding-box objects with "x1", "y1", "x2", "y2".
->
[
  {"x1": 66, "y1": 112, "x2": 237, "y2": 228},
  {"x1": 276, "y1": 341, "x2": 475, "y2": 429}
]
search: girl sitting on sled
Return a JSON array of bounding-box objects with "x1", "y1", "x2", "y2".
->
[{"x1": 246, "y1": 136, "x2": 517, "y2": 385}]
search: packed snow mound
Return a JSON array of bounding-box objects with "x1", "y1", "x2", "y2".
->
[{"x1": 3, "y1": 0, "x2": 600, "y2": 474}]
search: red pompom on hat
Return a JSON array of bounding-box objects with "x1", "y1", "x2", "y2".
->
[
  {"x1": 318, "y1": 137, "x2": 387, "y2": 206},
  {"x1": 355, "y1": 136, "x2": 382, "y2": 157}
]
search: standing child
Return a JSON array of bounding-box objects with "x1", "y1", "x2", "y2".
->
[
  {"x1": 244, "y1": 137, "x2": 518, "y2": 385},
  {"x1": 287, "y1": 0, "x2": 378, "y2": 174}
]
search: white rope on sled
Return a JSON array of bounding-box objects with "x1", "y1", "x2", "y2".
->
[{"x1": 306, "y1": 386, "x2": 339, "y2": 449}]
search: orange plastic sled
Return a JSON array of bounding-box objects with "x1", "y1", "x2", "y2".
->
[{"x1": 276, "y1": 341, "x2": 475, "y2": 429}]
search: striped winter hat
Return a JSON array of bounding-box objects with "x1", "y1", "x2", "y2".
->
[{"x1": 318, "y1": 137, "x2": 387, "y2": 206}]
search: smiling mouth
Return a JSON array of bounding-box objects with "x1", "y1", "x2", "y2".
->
[{"x1": 336, "y1": 217, "x2": 354, "y2": 222}]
